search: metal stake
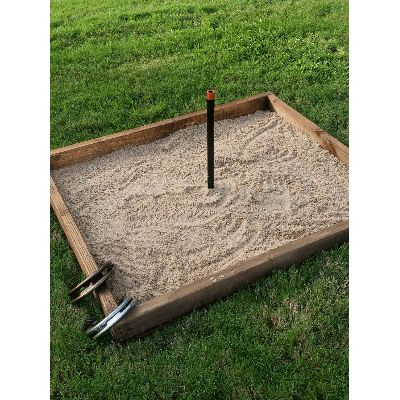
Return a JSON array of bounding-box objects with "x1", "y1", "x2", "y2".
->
[{"x1": 207, "y1": 89, "x2": 215, "y2": 189}]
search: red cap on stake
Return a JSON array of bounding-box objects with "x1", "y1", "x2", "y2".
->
[{"x1": 207, "y1": 89, "x2": 215, "y2": 100}]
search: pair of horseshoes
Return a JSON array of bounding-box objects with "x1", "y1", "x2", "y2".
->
[{"x1": 68, "y1": 261, "x2": 136, "y2": 338}]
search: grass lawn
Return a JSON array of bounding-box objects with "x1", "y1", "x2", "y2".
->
[{"x1": 50, "y1": 0, "x2": 349, "y2": 398}]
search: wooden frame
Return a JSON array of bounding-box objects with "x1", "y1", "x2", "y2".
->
[{"x1": 50, "y1": 91, "x2": 349, "y2": 342}]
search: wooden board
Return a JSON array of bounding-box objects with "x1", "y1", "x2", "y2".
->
[
  {"x1": 50, "y1": 92, "x2": 269, "y2": 170},
  {"x1": 266, "y1": 93, "x2": 349, "y2": 168},
  {"x1": 51, "y1": 176, "x2": 118, "y2": 317},
  {"x1": 50, "y1": 91, "x2": 349, "y2": 342},
  {"x1": 112, "y1": 221, "x2": 348, "y2": 342}
]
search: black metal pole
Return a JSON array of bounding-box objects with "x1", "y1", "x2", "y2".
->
[{"x1": 207, "y1": 89, "x2": 215, "y2": 189}]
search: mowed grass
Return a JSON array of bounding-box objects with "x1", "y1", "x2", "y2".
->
[{"x1": 50, "y1": 0, "x2": 349, "y2": 398}]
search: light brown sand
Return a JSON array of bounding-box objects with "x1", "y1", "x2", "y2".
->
[{"x1": 51, "y1": 110, "x2": 349, "y2": 304}]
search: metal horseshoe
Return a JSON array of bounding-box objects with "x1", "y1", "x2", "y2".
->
[
  {"x1": 68, "y1": 261, "x2": 114, "y2": 303},
  {"x1": 86, "y1": 295, "x2": 136, "y2": 339}
]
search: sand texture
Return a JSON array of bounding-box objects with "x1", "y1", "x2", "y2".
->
[{"x1": 51, "y1": 110, "x2": 349, "y2": 304}]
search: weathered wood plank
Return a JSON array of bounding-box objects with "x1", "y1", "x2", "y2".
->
[
  {"x1": 50, "y1": 176, "x2": 118, "y2": 316},
  {"x1": 50, "y1": 92, "x2": 271, "y2": 170},
  {"x1": 112, "y1": 220, "x2": 349, "y2": 342},
  {"x1": 266, "y1": 93, "x2": 349, "y2": 168}
]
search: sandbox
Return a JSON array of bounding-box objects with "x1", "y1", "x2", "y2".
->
[{"x1": 50, "y1": 92, "x2": 349, "y2": 342}]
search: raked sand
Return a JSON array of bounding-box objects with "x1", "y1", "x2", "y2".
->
[{"x1": 51, "y1": 110, "x2": 349, "y2": 304}]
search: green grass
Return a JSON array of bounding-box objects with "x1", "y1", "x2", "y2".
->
[{"x1": 51, "y1": 0, "x2": 349, "y2": 398}]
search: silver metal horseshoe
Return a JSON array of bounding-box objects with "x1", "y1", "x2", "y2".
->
[
  {"x1": 86, "y1": 294, "x2": 133, "y2": 336},
  {"x1": 92, "y1": 298, "x2": 136, "y2": 339}
]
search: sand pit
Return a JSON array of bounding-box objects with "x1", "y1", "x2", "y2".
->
[{"x1": 51, "y1": 110, "x2": 349, "y2": 304}]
